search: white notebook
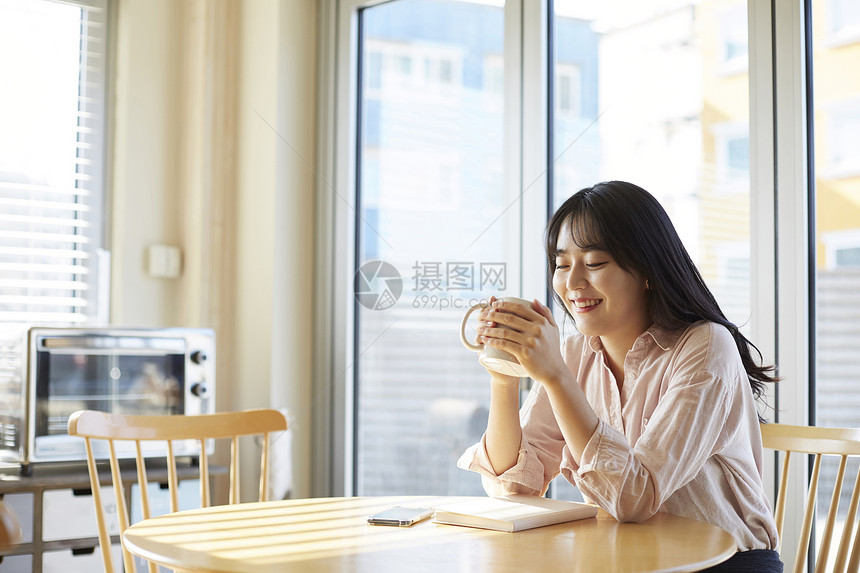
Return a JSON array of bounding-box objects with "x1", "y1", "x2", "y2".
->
[{"x1": 432, "y1": 495, "x2": 598, "y2": 533}]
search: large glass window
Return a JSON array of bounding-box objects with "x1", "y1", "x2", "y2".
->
[
  {"x1": 350, "y1": 0, "x2": 754, "y2": 498},
  {"x1": 355, "y1": 0, "x2": 514, "y2": 495},
  {"x1": 0, "y1": 0, "x2": 109, "y2": 325},
  {"x1": 812, "y1": 0, "x2": 860, "y2": 567}
]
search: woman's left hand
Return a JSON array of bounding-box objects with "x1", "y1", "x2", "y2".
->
[{"x1": 477, "y1": 299, "x2": 569, "y2": 387}]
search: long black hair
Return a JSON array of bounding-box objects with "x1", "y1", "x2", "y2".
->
[{"x1": 545, "y1": 180, "x2": 778, "y2": 402}]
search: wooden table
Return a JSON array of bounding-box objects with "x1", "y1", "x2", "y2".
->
[
  {"x1": 0, "y1": 460, "x2": 224, "y2": 572},
  {"x1": 122, "y1": 496, "x2": 737, "y2": 573}
]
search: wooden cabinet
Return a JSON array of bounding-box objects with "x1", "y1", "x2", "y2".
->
[{"x1": 0, "y1": 462, "x2": 214, "y2": 572}]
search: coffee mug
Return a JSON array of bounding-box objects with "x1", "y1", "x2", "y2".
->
[{"x1": 459, "y1": 296, "x2": 532, "y2": 377}]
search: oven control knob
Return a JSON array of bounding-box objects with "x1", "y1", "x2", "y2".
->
[
  {"x1": 191, "y1": 382, "x2": 210, "y2": 398},
  {"x1": 190, "y1": 350, "x2": 208, "y2": 364}
]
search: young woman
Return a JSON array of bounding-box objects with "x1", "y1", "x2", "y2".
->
[{"x1": 459, "y1": 181, "x2": 782, "y2": 571}]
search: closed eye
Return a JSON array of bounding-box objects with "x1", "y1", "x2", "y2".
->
[{"x1": 585, "y1": 262, "x2": 607, "y2": 269}]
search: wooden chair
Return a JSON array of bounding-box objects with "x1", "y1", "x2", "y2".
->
[
  {"x1": 761, "y1": 423, "x2": 860, "y2": 573},
  {"x1": 67, "y1": 409, "x2": 288, "y2": 573}
]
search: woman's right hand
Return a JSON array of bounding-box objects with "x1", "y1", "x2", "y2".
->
[{"x1": 478, "y1": 296, "x2": 521, "y2": 388}]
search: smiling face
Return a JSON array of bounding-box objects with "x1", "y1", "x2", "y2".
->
[{"x1": 551, "y1": 221, "x2": 651, "y2": 350}]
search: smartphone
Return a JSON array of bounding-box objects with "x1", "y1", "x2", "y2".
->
[{"x1": 367, "y1": 506, "x2": 433, "y2": 527}]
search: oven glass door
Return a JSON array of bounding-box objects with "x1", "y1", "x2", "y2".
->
[{"x1": 34, "y1": 337, "x2": 186, "y2": 440}]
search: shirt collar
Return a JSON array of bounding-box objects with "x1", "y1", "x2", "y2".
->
[
  {"x1": 585, "y1": 324, "x2": 684, "y2": 353},
  {"x1": 641, "y1": 325, "x2": 683, "y2": 351}
]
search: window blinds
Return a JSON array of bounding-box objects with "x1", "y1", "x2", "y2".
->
[{"x1": 0, "y1": 0, "x2": 109, "y2": 324}]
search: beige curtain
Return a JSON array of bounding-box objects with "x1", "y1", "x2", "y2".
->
[
  {"x1": 177, "y1": 0, "x2": 240, "y2": 502},
  {"x1": 175, "y1": 0, "x2": 240, "y2": 398}
]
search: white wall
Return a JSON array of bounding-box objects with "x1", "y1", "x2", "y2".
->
[
  {"x1": 110, "y1": 0, "x2": 317, "y2": 499},
  {"x1": 111, "y1": 0, "x2": 183, "y2": 326},
  {"x1": 235, "y1": 0, "x2": 317, "y2": 499}
]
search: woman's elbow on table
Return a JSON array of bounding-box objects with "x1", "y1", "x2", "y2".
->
[
  {"x1": 611, "y1": 505, "x2": 660, "y2": 523},
  {"x1": 480, "y1": 474, "x2": 543, "y2": 498},
  {"x1": 585, "y1": 480, "x2": 663, "y2": 523}
]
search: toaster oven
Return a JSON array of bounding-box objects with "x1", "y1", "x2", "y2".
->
[{"x1": 0, "y1": 325, "x2": 215, "y2": 469}]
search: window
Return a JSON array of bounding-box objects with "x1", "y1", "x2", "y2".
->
[
  {"x1": 337, "y1": 0, "x2": 756, "y2": 500},
  {"x1": 828, "y1": 0, "x2": 860, "y2": 46},
  {"x1": 354, "y1": 0, "x2": 510, "y2": 496},
  {"x1": 813, "y1": 0, "x2": 860, "y2": 569},
  {"x1": 712, "y1": 121, "x2": 751, "y2": 193},
  {"x1": 364, "y1": 38, "x2": 463, "y2": 104},
  {"x1": 0, "y1": 0, "x2": 110, "y2": 325},
  {"x1": 822, "y1": 230, "x2": 860, "y2": 270},
  {"x1": 825, "y1": 98, "x2": 860, "y2": 177},
  {"x1": 719, "y1": 4, "x2": 749, "y2": 74},
  {"x1": 554, "y1": 63, "x2": 582, "y2": 118},
  {"x1": 483, "y1": 53, "x2": 504, "y2": 112}
]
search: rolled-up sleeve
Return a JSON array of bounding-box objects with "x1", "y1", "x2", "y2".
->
[
  {"x1": 457, "y1": 382, "x2": 567, "y2": 496},
  {"x1": 456, "y1": 434, "x2": 545, "y2": 496},
  {"x1": 571, "y1": 419, "x2": 631, "y2": 478}
]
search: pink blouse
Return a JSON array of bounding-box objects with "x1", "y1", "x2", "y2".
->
[{"x1": 458, "y1": 321, "x2": 779, "y2": 552}]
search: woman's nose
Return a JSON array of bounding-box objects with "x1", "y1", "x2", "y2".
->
[{"x1": 566, "y1": 265, "x2": 586, "y2": 290}]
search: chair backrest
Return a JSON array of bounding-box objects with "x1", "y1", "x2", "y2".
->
[
  {"x1": 761, "y1": 423, "x2": 860, "y2": 573},
  {"x1": 67, "y1": 409, "x2": 288, "y2": 573}
]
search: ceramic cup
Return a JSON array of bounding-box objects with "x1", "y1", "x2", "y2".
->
[{"x1": 459, "y1": 296, "x2": 532, "y2": 377}]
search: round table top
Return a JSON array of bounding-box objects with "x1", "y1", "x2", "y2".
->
[{"x1": 122, "y1": 495, "x2": 737, "y2": 573}]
